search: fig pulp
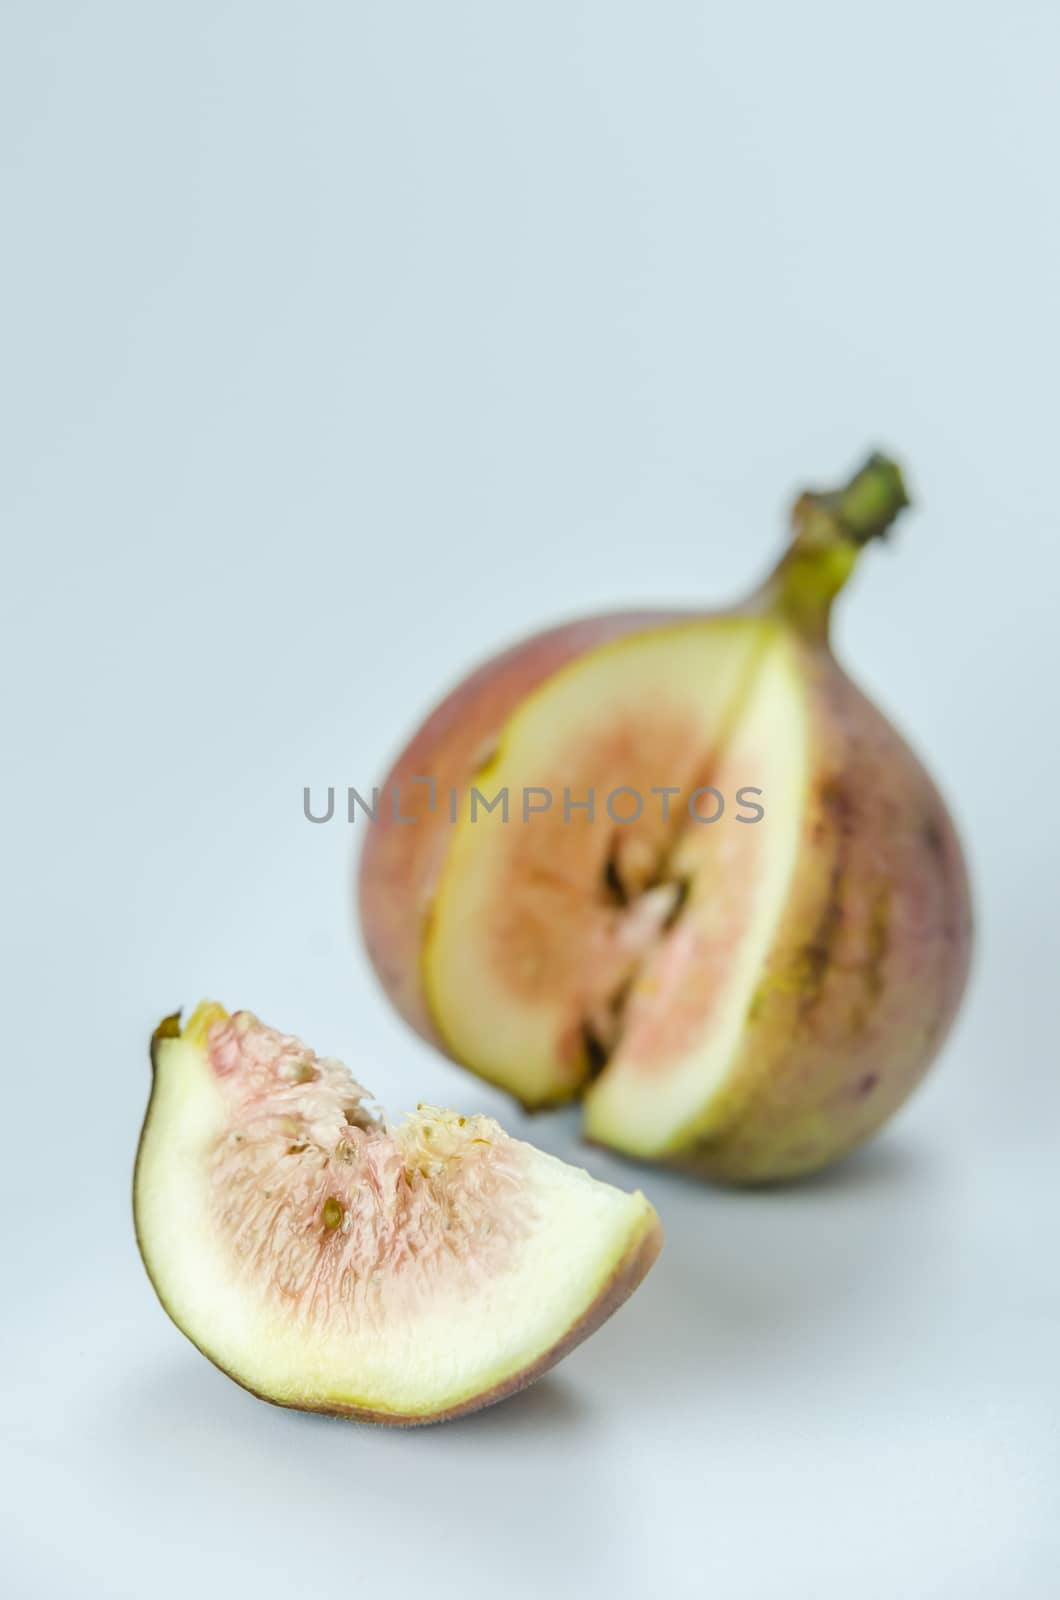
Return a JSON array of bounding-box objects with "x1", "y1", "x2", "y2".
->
[
  {"x1": 359, "y1": 455, "x2": 973, "y2": 1182},
  {"x1": 134, "y1": 1003, "x2": 660, "y2": 1423}
]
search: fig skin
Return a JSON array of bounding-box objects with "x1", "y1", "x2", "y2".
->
[
  {"x1": 359, "y1": 456, "x2": 973, "y2": 1182},
  {"x1": 664, "y1": 637, "x2": 972, "y2": 1181}
]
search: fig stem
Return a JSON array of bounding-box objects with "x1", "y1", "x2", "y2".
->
[{"x1": 759, "y1": 452, "x2": 910, "y2": 638}]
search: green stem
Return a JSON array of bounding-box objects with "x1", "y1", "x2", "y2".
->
[{"x1": 757, "y1": 452, "x2": 910, "y2": 639}]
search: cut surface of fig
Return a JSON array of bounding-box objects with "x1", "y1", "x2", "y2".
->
[
  {"x1": 423, "y1": 616, "x2": 808, "y2": 1157},
  {"x1": 134, "y1": 1003, "x2": 661, "y2": 1424},
  {"x1": 582, "y1": 631, "x2": 808, "y2": 1155}
]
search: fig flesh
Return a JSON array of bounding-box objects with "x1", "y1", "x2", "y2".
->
[
  {"x1": 359, "y1": 455, "x2": 973, "y2": 1182},
  {"x1": 134, "y1": 1003, "x2": 660, "y2": 1423}
]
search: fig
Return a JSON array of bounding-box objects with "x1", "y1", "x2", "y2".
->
[
  {"x1": 360, "y1": 454, "x2": 973, "y2": 1182},
  {"x1": 134, "y1": 1002, "x2": 661, "y2": 1424}
]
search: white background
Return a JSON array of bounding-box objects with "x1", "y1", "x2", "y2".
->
[{"x1": 3, "y1": 3, "x2": 1058, "y2": 1597}]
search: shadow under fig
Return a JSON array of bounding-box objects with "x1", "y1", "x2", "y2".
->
[
  {"x1": 735, "y1": 1132, "x2": 935, "y2": 1197},
  {"x1": 109, "y1": 1346, "x2": 589, "y2": 1453},
  {"x1": 564, "y1": 1130, "x2": 947, "y2": 1398}
]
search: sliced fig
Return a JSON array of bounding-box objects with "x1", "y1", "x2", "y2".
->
[
  {"x1": 421, "y1": 617, "x2": 773, "y2": 1108},
  {"x1": 360, "y1": 454, "x2": 973, "y2": 1182},
  {"x1": 134, "y1": 1002, "x2": 661, "y2": 1424}
]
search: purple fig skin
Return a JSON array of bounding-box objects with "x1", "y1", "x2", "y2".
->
[{"x1": 359, "y1": 455, "x2": 973, "y2": 1182}]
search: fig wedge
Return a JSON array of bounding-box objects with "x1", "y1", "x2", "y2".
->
[{"x1": 134, "y1": 1003, "x2": 660, "y2": 1424}]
